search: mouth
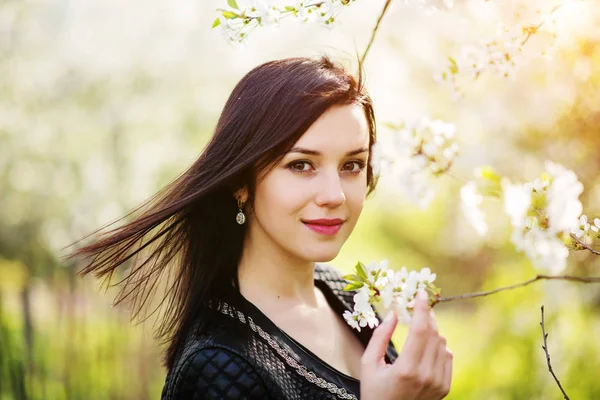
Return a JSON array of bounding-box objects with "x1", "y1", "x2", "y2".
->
[{"x1": 301, "y1": 218, "x2": 346, "y2": 236}]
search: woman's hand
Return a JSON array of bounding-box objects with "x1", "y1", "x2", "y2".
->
[{"x1": 360, "y1": 291, "x2": 453, "y2": 400}]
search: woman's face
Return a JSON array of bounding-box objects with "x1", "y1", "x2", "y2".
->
[{"x1": 245, "y1": 103, "x2": 370, "y2": 263}]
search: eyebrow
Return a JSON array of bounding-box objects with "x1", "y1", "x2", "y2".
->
[{"x1": 288, "y1": 146, "x2": 369, "y2": 156}]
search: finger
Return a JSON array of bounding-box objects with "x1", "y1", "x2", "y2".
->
[
  {"x1": 432, "y1": 338, "x2": 448, "y2": 393},
  {"x1": 397, "y1": 291, "x2": 431, "y2": 366},
  {"x1": 362, "y1": 311, "x2": 397, "y2": 366},
  {"x1": 417, "y1": 335, "x2": 442, "y2": 395},
  {"x1": 429, "y1": 310, "x2": 438, "y2": 333},
  {"x1": 442, "y1": 349, "x2": 453, "y2": 395}
]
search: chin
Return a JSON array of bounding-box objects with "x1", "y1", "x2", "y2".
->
[{"x1": 304, "y1": 245, "x2": 342, "y2": 263}]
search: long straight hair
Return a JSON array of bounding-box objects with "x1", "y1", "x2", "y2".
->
[{"x1": 68, "y1": 55, "x2": 379, "y2": 369}]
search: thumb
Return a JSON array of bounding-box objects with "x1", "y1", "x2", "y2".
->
[{"x1": 362, "y1": 311, "x2": 397, "y2": 366}]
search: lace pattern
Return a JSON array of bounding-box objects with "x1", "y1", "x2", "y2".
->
[{"x1": 216, "y1": 301, "x2": 359, "y2": 400}]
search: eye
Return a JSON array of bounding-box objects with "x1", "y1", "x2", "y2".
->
[
  {"x1": 341, "y1": 160, "x2": 366, "y2": 174},
  {"x1": 286, "y1": 160, "x2": 314, "y2": 173}
]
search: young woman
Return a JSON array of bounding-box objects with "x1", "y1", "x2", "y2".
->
[{"x1": 71, "y1": 56, "x2": 452, "y2": 399}]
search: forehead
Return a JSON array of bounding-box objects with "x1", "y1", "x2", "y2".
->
[{"x1": 292, "y1": 104, "x2": 370, "y2": 151}]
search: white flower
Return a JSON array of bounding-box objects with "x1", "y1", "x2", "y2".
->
[
  {"x1": 381, "y1": 267, "x2": 420, "y2": 307},
  {"x1": 380, "y1": 267, "x2": 408, "y2": 308},
  {"x1": 418, "y1": 267, "x2": 436, "y2": 286},
  {"x1": 347, "y1": 262, "x2": 437, "y2": 328},
  {"x1": 394, "y1": 297, "x2": 414, "y2": 325},
  {"x1": 572, "y1": 215, "x2": 590, "y2": 238},
  {"x1": 402, "y1": 276, "x2": 419, "y2": 302},
  {"x1": 241, "y1": 0, "x2": 268, "y2": 18},
  {"x1": 295, "y1": 1, "x2": 318, "y2": 22},
  {"x1": 343, "y1": 310, "x2": 360, "y2": 330},
  {"x1": 364, "y1": 259, "x2": 390, "y2": 286},
  {"x1": 380, "y1": 279, "x2": 397, "y2": 308},
  {"x1": 260, "y1": 5, "x2": 281, "y2": 27},
  {"x1": 375, "y1": 119, "x2": 458, "y2": 209},
  {"x1": 592, "y1": 218, "x2": 600, "y2": 233},
  {"x1": 359, "y1": 311, "x2": 380, "y2": 330},
  {"x1": 511, "y1": 219, "x2": 569, "y2": 274},
  {"x1": 344, "y1": 286, "x2": 379, "y2": 331},
  {"x1": 545, "y1": 161, "x2": 583, "y2": 234},
  {"x1": 396, "y1": 266, "x2": 410, "y2": 282},
  {"x1": 214, "y1": 0, "x2": 357, "y2": 43},
  {"x1": 353, "y1": 285, "x2": 371, "y2": 309},
  {"x1": 391, "y1": 286, "x2": 423, "y2": 325},
  {"x1": 505, "y1": 162, "x2": 584, "y2": 273},
  {"x1": 218, "y1": 15, "x2": 257, "y2": 45},
  {"x1": 524, "y1": 176, "x2": 550, "y2": 193},
  {"x1": 460, "y1": 181, "x2": 488, "y2": 236},
  {"x1": 502, "y1": 180, "x2": 532, "y2": 228}
]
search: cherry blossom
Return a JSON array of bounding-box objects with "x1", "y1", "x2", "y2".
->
[
  {"x1": 343, "y1": 261, "x2": 438, "y2": 329},
  {"x1": 377, "y1": 119, "x2": 459, "y2": 208}
]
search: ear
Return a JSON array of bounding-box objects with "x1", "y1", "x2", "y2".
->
[{"x1": 234, "y1": 187, "x2": 248, "y2": 204}]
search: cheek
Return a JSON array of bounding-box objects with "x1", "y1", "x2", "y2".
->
[
  {"x1": 254, "y1": 174, "x2": 309, "y2": 218},
  {"x1": 343, "y1": 178, "x2": 368, "y2": 212}
]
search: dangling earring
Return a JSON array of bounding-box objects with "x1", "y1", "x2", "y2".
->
[{"x1": 236, "y1": 198, "x2": 246, "y2": 225}]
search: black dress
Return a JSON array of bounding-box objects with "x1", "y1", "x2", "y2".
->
[{"x1": 161, "y1": 264, "x2": 399, "y2": 399}]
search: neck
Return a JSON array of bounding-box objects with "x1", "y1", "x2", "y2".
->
[{"x1": 237, "y1": 227, "x2": 319, "y2": 308}]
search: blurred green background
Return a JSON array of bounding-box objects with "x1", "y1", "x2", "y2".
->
[{"x1": 1, "y1": 0, "x2": 599, "y2": 399}]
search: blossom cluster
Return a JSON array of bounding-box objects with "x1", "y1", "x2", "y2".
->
[
  {"x1": 370, "y1": 119, "x2": 459, "y2": 209},
  {"x1": 461, "y1": 161, "x2": 591, "y2": 274},
  {"x1": 342, "y1": 260, "x2": 439, "y2": 330},
  {"x1": 572, "y1": 215, "x2": 600, "y2": 243},
  {"x1": 214, "y1": 0, "x2": 357, "y2": 44},
  {"x1": 435, "y1": 7, "x2": 565, "y2": 98},
  {"x1": 213, "y1": 0, "x2": 457, "y2": 44}
]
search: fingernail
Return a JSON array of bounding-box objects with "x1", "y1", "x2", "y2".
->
[{"x1": 418, "y1": 291, "x2": 428, "y2": 302}]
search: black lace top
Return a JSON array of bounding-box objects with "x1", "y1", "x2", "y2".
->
[{"x1": 160, "y1": 264, "x2": 398, "y2": 399}]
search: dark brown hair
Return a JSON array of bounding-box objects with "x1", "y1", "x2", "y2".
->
[{"x1": 68, "y1": 55, "x2": 378, "y2": 369}]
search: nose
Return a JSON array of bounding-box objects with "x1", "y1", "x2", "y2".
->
[{"x1": 314, "y1": 170, "x2": 346, "y2": 208}]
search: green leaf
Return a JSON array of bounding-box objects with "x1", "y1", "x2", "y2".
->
[
  {"x1": 220, "y1": 11, "x2": 237, "y2": 18},
  {"x1": 212, "y1": 17, "x2": 221, "y2": 28},
  {"x1": 228, "y1": 0, "x2": 239, "y2": 9},
  {"x1": 342, "y1": 274, "x2": 363, "y2": 282},
  {"x1": 355, "y1": 261, "x2": 368, "y2": 280},
  {"x1": 343, "y1": 282, "x2": 364, "y2": 292}
]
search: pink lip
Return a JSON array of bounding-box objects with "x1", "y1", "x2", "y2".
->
[{"x1": 302, "y1": 218, "x2": 345, "y2": 236}]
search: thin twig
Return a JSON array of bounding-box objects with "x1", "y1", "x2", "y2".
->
[
  {"x1": 359, "y1": 0, "x2": 393, "y2": 66},
  {"x1": 570, "y1": 233, "x2": 600, "y2": 255},
  {"x1": 520, "y1": 3, "x2": 567, "y2": 46},
  {"x1": 540, "y1": 306, "x2": 570, "y2": 399},
  {"x1": 435, "y1": 275, "x2": 600, "y2": 304}
]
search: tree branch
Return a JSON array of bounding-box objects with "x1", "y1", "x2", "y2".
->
[
  {"x1": 435, "y1": 275, "x2": 600, "y2": 304},
  {"x1": 570, "y1": 233, "x2": 600, "y2": 255},
  {"x1": 540, "y1": 305, "x2": 570, "y2": 399},
  {"x1": 360, "y1": 0, "x2": 393, "y2": 66}
]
